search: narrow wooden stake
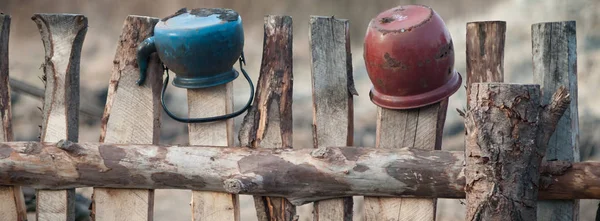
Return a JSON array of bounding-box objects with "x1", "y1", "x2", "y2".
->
[
  {"x1": 0, "y1": 13, "x2": 27, "y2": 221},
  {"x1": 238, "y1": 15, "x2": 295, "y2": 221},
  {"x1": 466, "y1": 21, "x2": 506, "y2": 108},
  {"x1": 32, "y1": 13, "x2": 87, "y2": 221},
  {"x1": 532, "y1": 21, "x2": 579, "y2": 221},
  {"x1": 92, "y1": 15, "x2": 162, "y2": 221},
  {"x1": 309, "y1": 16, "x2": 356, "y2": 221},
  {"x1": 464, "y1": 83, "x2": 570, "y2": 221}
]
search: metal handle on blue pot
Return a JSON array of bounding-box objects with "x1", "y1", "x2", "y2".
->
[{"x1": 136, "y1": 38, "x2": 254, "y2": 123}]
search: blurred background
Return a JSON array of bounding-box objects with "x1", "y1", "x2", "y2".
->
[{"x1": 1, "y1": 0, "x2": 599, "y2": 220}]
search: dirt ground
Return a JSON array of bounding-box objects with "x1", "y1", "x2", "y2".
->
[{"x1": 2, "y1": 0, "x2": 600, "y2": 220}]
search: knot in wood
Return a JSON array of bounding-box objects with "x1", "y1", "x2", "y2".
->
[
  {"x1": 56, "y1": 140, "x2": 84, "y2": 156},
  {"x1": 310, "y1": 147, "x2": 329, "y2": 158},
  {"x1": 224, "y1": 179, "x2": 245, "y2": 194},
  {"x1": 56, "y1": 139, "x2": 72, "y2": 149}
]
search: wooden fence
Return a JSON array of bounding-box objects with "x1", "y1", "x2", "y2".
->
[{"x1": 0, "y1": 12, "x2": 598, "y2": 221}]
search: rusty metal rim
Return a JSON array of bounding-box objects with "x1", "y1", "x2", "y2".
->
[{"x1": 369, "y1": 71, "x2": 462, "y2": 110}]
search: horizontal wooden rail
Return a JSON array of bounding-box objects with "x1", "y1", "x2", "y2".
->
[{"x1": 0, "y1": 141, "x2": 597, "y2": 205}]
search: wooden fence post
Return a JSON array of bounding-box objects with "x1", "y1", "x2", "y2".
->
[
  {"x1": 186, "y1": 67, "x2": 240, "y2": 217},
  {"x1": 532, "y1": 21, "x2": 579, "y2": 221},
  {"x1": 187, "y1": 73, "x2": 239, "y2": 221},
  {"x1": 363, "y1": 26, "x2": 448, "y2": 221},
  {"x1": 466, "y1": 21, "x2": 506, "y2": 107},
  {"x1": 238, "y1": 15, "x2": 295, "y2": 221},
  {"x1": 32, "y1": 13, "x2": 87, "y2": 221},
  {"x1": 0, "y1": 12, "x2": 28, "y2": 221},
  {"x1": 464, "y1": 83, "x2": 570, "y2": 220},
  {"x1": 309, "y1": 16, "x2": 356, "y2": 221},
  {"x1": 92, "y1": 15, "x2": 162, "y2": 221}
]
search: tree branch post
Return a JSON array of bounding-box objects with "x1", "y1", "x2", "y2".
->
[
  {"x1": 238, "y1": 15, "x2": 295, "y2": 221},
  {"x1": 532, "y1": 21, "x2": 579, "y2": 221},
  {"x1": 92, "y1": 15, "x2": 162, "y2": 221},
  {"x1": 466, "y1": 21, "x2": 506, "y2": 108},
  {"x1": 309, "y1": 16, "x2": 356, "y2": 221},
  {"x1": 32, "y1": 13, "x2": 87, "y2": 221},
  {"x1": 0, "y1": 12, "x2": 27, "y2": 221},
  {"x1": 464, "y1": 83, "x2": 571, "y2": 221}
]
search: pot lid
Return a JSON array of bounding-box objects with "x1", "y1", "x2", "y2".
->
[{"x1": 158, "y1": 8, "x2": 240, "y2": 30}]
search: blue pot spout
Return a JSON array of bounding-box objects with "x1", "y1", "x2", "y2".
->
[{"x1": 136, "y1": 36, "x2": 156, "y2": 86}]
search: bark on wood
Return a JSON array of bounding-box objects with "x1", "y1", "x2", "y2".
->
[
  {"x1": 92, "y1": 15, "x2": 162, "y2": 221},
  {"x1": 464, "y1": 83, "x2": 571, "y2": 221},
  {"x1": 466, "y1": 21, "x2": 506, "y2": 108},
  {"x1": 32, "y1": 13, "x2": 87, "y2": 221},
  {"x1": 0, "y1": 142, "x2": 596, "y2": 203},
  {"x1": 238, "y1": 15, "x2": 295, "y2": 221},
  {"x1": 0, "y1": 13, "x2": 27, "y2": 221},
  {"x1": 532, "y1": 21, "x2": 580, "y2": 221},
  {"x1": 187, "y1": 61, "x2": 238, "y2": 220},
  {"x1": 309, "y1": 16, "x2": 355, "y2": 221}
]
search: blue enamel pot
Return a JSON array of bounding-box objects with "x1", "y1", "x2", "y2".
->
[{"x1": 136, "y1": 8, "x2": 254, "y2": 123}]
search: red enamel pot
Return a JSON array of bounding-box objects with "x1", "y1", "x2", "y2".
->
[{"x1": 364, "y1": 5, "x2": 462, "y2": 109}]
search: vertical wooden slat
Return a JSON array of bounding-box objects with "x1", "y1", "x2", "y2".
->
[
  {"x1": 532, "y1": 21, "x2": 579, "y2": 221},
  {"x1": 363, "y1": 22, "x2": 462, "y2": 221},
  {"x1": 0, "y1": 12, "x2": 27, "y2": 221},
  {"x1": 466, "y1": 21, "x2": 506, "y2": 108},
  {"x1": 363, "y1": 102, "x2": 447, "y2": 221},
  {"x1": 362, "y1": 20, "x2": 451, "y2": 221},
  {"x1": 188, "y1": 84, "x2": 239, "y2": 221},
  {"x1": 238, "y1": 15, "x2": 295, "y2": 221},
  {"x1": 309, "y1": 16, "x2": 356, "y2": 221},
  {"x1": 32, "y1": 13, "x2": 87, "y2": 221},
  {"x1": 92, "y1": 15, "x2": 162, "y2": 221}
]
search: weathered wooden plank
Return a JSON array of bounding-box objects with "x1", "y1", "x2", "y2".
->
[
  {"x1": 188, "y1": 83, "x2": 239, "y2": 221},
  {"x1": 363, "y1": 100, "x2": 447, "y2": 221},
  {"x1": 32, "y1": 13, "x2": 87, "y2": 221},
  {"x1": 464, "y1": 83, "x2": 571, "y2": 221},
  {"x1": 0, "y1": 13, "x2": 27, "y2": 221},
  {"x1": 1, "y1": 142, "x2": 595, "y2": 202},
  {"x1": 92, "y1": 15, "x2": 162, "y2": 221},
  {"x1": 309, "y1": 16, "x2": 356, "y2": 221},
  {"x1": 532, "y1": 21, "x2": 580, "y2": 221},
  {"x1": 466, "y1": 21, "x2": 506, "y2": 108},
  {"x1": 238, "y1": 15, "x2": 295, "y2": 221}
]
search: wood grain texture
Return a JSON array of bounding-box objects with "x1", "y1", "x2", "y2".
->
[
  {"x1": 364, "y1": 100, "x2": 447, "y2": 221},
  {"x1": 464, "y1": 83, "x2": 571, "y2": 221},
  {"x1": 532, "y1": 21, "x2": 579, "y2": 221},
  {"x1": 188, "y1": 83, "x2": 239, "y2": 221},
  {"x1": 238, "y1": 15, "x2": 295, "y2": 221},
  {"x1": 32, "y1": 13, "x2": 87, "y2": 221},
  {"x1": 0, "y1": 142, "x2": 596, "y2": 201},
  {"x1": 466, "y1": 21, "x2": 505, "y2": 108},
  {"x1": 0, "y1": 13, "x2": 27, "y2": 221},
  {"x1": 92, "y1": 15, "x2": 162, "y2": 221},
  {"x1": 309, "y1": 16, "x2": 356, "y2": 221}
]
